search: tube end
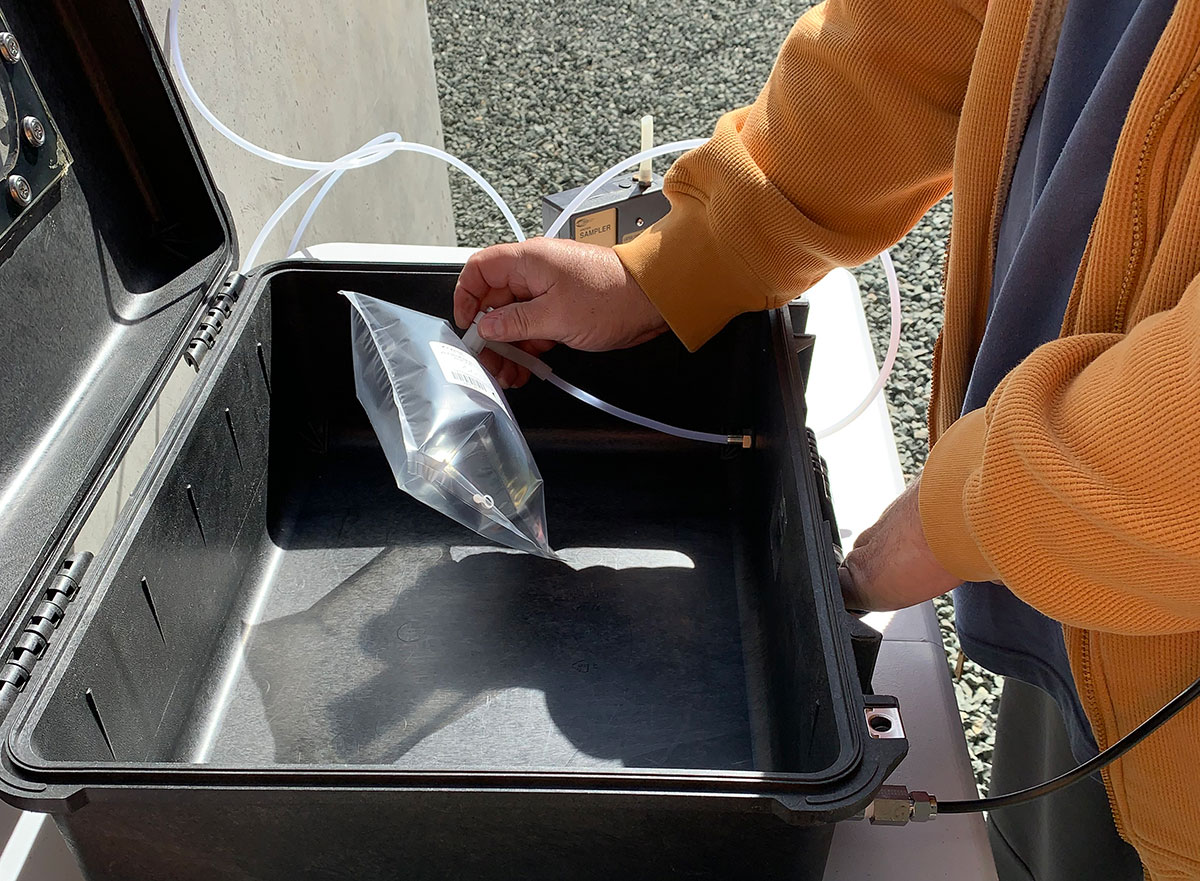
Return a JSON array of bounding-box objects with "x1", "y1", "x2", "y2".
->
[
  {"x1": 636, "y1": 115, "x2": 654, "y2": 186},
  {"x1": 463, "y1": 313, "x2": 486, "y2": 355}
]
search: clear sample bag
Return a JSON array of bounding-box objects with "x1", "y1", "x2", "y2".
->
[{"x1": 343, "y1": 291, "x2": 555, "y2": 558}]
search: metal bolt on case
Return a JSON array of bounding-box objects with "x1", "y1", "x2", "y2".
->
[
  {"x1": 22, "y1": 116, "x2": 45, "y2": 148},
  {"x1": 7, "y1": 174, "x2": 32, "y2": 208},
  {"x1": 0, "y1": 32, "x2": 20, "y2": 64}
]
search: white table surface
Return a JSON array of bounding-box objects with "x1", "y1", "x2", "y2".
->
[{"x1": 0, "y1": 250, "x2": 997, "y2": 881}]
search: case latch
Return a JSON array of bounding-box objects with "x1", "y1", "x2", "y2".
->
[
  {"x1": 0, "y1": 553, "x2": 92, "y2": 717},
  {"x1": 184, "y1": 271, "x2": 246, "y2": 371},
  {"x1": 805, "y1": 427, "x2": 842, "y2": 557}
]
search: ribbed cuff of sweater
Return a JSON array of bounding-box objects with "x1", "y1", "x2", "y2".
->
[
  {"x1": 614, "y1": 190, "x2": 766, "y2": 352},
  {"x1": 919, "y1": 408, "x2": 1000, "y2": 583}
]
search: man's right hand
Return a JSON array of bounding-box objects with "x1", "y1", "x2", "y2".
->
[{"x1": 453, "y1": 238, "x2": 669, "y2": 388}]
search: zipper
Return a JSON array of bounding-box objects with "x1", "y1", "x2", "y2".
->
[
  {"x1": 927, "y1": 330, "x2": 945, "y2": 443},
  {"x1": 1112, "y1": 65, "x2": 1200, "y2": 332},
  {"x1": 1074, "y1": 627, "x2": 1129, "y2": 842},
  {"x1": 1065, "y1": 52, "x2": 1200, "y2": 862},
  {"x1": 982, "y1": 0, "x2": 1060, "y2": 332},
  {"x1": 933, "y1": 0, "x2": 1054, "y2": 438},
  {"x1": 928, "y1": 233, "x2": 954, "y2": 441},
  {"x1": 1059, "y1": 224, "x2": 1095, "y2": 333}
]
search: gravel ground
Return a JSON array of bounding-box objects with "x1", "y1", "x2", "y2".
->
[{"x1": 427, "y1": 0, "x2": 1001, "y2": 791}]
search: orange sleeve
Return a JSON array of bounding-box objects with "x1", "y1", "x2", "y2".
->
[
  {"x1": 920, "y1": 277, "x2": 1200, "y2": 635},
  {"x1": 613, "y1": 0, "x2": 986, "y2": 351}
]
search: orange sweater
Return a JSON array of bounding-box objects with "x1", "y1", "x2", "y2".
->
[{"x1": 615, "y1": 0, "x2": 1200, "y2": 876}]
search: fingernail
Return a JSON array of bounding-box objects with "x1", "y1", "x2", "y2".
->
[{"x1": 480, "y1": 312, "x2": 502, "y2": 339}]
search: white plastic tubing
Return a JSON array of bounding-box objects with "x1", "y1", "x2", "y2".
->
[
  {"x1": 166, "y1": 0, "x2": 901, "y2": 441},
  {"x1": 165, "y1": 0, "x2": 523, "y2": 272},
  {"x1": 484, "y1": 339, "x2": 731, "y2": 445},
  {"x1": 815, "y1": 249, "x2": 901, "y2": 440}
]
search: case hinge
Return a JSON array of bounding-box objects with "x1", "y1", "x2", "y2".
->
[
  {"x1": 0, "y1": 553, "x2": 93, "y2": 717},
  {"x1": 184, "y1": 271, "x2": 246, "y2": 371}
]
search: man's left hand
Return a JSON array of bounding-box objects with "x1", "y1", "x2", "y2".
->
[{"x1": 838, "y1": 477, "x2": 962, "y2": 612}]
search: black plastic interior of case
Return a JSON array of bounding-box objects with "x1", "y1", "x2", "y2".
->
[
  {"x1": 17, "y1": 266, "x2": 848, "y2": 777},
  {"x1": 0, "y1": 0, "x2": 228, "y2": 636}
]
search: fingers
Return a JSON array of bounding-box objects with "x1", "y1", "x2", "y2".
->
[
  {"x1": 477, "y1": 346, "x2": 506, "y2": 379},
  {"x1": 521, "y1": 338, "x2": 557, "y2": 357},
  {"x1": 454, "y1": 242, "x2": 538, "y2": 329},
  {"x1": 479, "y1": 296, "x2": 562, "y2": 344},
  {"x1": 504, "y1": 339, "x2": 555, "y2": 388},
  {"x1": 499, "y1": 361, "x2": 532, "y2": 390},
  {"x1": 453, "y1": 269, "x2": 486, "y2": 330},
  {"x1": 478, "y1": 348, "x2": 528, "y2": 389},
  {"x1": 838, "y1": 542, "x2": 874, "y2": 611},
  {"x1": 476, "y1": 340, "x2": 555, "y2": 389},
  {"x1": 838, "y1": 565, "x2": 869, "y2": 613}
]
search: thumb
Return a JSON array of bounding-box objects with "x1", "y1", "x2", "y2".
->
[
  {"x1": 479, "y1": 298, "x2": 561, "y2": 343},
  {"x1": 838, "y1": 563, "x2": 869, "y2": 613}
]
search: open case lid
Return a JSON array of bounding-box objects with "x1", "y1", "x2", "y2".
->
[{"x1": 0, "y1": 1, "x2": 234, "y2": 639}]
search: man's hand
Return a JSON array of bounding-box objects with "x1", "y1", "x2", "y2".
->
[
  {"x1": 838, "y1": 477, "x2": 962, "y2": 612},
  {"x1": 453, "y1": 238, "x2": 668, "y2": 388}
]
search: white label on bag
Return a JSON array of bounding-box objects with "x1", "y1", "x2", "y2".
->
[{"x1": 429, "y1": 341, "x2": 504, "y2": 406}]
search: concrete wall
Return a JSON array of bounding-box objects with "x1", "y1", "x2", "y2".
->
[
  {"x1": 144, "y1": 0, "x2": 455, "y2": 257},
  {"x1": 72, "y1": 0, "x2": 454, "y2": 556},
  {"x1": 13, "y1": 6, "x2": 451, "y2": 876}
]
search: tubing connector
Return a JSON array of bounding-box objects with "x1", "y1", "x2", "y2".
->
[{"x1": 854, "y1": 785, "x2": 938, "y2": 826}]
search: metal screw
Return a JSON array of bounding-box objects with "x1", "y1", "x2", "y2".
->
[
  {"x1": 7, "y1": 174, "x2": 32, "y2": 208},
  {"x1": 0, "y1": 33, "x2": 20, "y2": 64},
  {"x1": 21, "y1": 116, "x2": 45, "y2": 148}
]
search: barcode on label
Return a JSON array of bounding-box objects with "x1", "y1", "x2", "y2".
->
[
  {"x1": 429, "y1": 340, "x2": 504, "y2": 406},
  {"x1": 447, "y1": 368, "x2": 488, "y2": 393}
]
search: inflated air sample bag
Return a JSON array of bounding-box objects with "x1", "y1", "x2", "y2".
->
[{"x1": 343, "y1": 291, "x2": 554, "y2": 559}]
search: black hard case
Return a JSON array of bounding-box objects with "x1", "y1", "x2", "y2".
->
[{"x1": 0, "y1": 3, "x2": 905, "y2": 879}]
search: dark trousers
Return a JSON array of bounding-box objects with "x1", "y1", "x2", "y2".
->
[{"x1": 987, "y1": 677, "x2": 1144, "y2": 881}]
